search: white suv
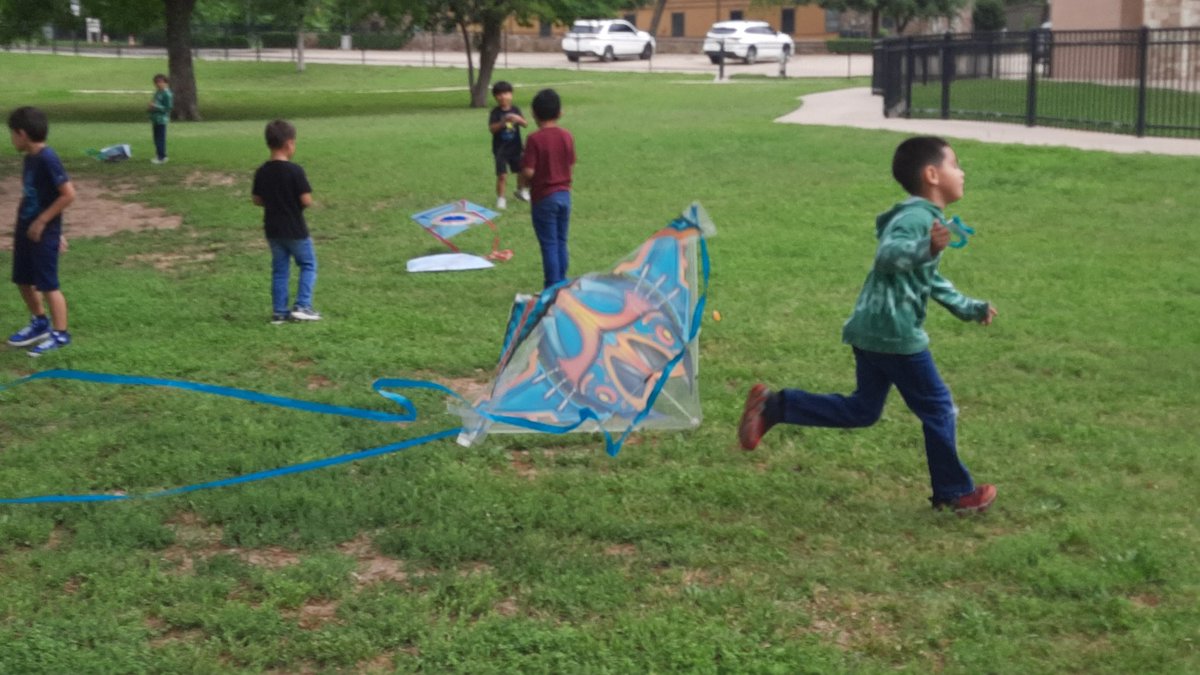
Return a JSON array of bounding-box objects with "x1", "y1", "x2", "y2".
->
[
  {"x1": 703, "y1": 21, "x2": 794, "y2": 64},
  {"x1": 562, "y1": 20, "x2": 656, "y2": 62}
]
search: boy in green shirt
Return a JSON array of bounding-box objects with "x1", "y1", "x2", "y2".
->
[
  {"x1": 147, "y1": 73, "x2": 173, "y2": 164},
  {"x1": 738, "y1": 136, "x2": 999, "y2": 514}
]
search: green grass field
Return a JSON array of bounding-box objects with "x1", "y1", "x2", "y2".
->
[{"x1": 1, "y1": 53, "x2": 1198, "y2": 673}]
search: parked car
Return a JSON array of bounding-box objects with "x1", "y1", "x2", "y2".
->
[
  {"x1": 562, "y1": 19, "x2": 656, "y2": 62},
  {"x1": 702, "y1": 20, "x2": 794, "y2": 64}
]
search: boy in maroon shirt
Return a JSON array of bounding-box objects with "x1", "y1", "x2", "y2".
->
[{"x1": 520, "y1": 89, "x2": 576, "y2": 288}]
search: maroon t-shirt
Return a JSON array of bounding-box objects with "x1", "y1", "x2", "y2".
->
[{"x1": 521, "y1": 126, "x2": 575, "y2": 203}]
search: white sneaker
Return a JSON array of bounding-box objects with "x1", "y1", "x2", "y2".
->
[
  {"x1": 290, "y1": 306, "x2": 322, "y2": 321},
  {"x1": 496, "y1": 196, "x2": 507, "y2": 210},
  {"x1": 517, "y1": 188, "x2": 531, "y2": 202},
  {"x1": 151, "y1": 157, "x2": 168, "y2": 164}
]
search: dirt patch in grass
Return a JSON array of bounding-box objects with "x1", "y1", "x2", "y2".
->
[
  {"x1": 0, "y1": 178, "x2": 181, "y2": 251},
  {"x1": 800, "y1": 584, "x2": 901, "y2": 654},
  {"x1": 509, "y1": 450, "x2": 538, "y2": 479},
  {"x1": 356, "y1": 654, "x2": 398, "y2": 672},
  {"x1": 493, "y1": 595, "x2": 520, "y2": 617},
  {"x1": 123, "y1": 251, "x2": 217, "y2": 272},
  {"x1": 604, "y1": 543, "x2": 637, "y2": 557},
  {"x1": 293, "y1": 599, "x2": 341, "y2": 630},
  {"x1": 433, "y1": 372, "x2": 493, "y2": 403},
  {"x1": 183, "y1": 171, "x2": 239, "y2": 189},
  {"x1": 161, "y1": 512, "x2": 303, "y2": 573},
  {"x1": 339, "y1": 533, "x2": 411, "y2": 587},
  {"x1": 306, "y1": 374, "x2": 335, "y2": 390}
]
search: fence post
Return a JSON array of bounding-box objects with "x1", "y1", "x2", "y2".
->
[
  {"x1": 1026, "y1": 29, "x2": 1039, "y2": 127},
  {"x1": 718, "y1": 39, "x2": 726, "y2": 80},
  {"x1": 940, "y1": 31, "x2": 953, "y2": 120},
  {"x1": 1135, "y1": 25, "x2": 1149, "y2": 137},
  {"x1": 904, "y1": 37, "x2": 915, "y2": 118}
]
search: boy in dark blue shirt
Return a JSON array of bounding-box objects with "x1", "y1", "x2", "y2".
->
[
  {"x1": 6, "y1": 107, "x2": 76, "y2": 356},
  {"x1": 487, "y1": 81, "x2": 529, "y2": 210},
  {"x1": 252, "y1": 119, "x2": 319, "y2": 324}
]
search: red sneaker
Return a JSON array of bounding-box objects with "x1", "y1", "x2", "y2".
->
[
  {"x1": 936, "y1": 484, "x2": 997, "y2": 514},
  {"x1": 738, "y1": 383, "x2": 774, "y2": 451}
]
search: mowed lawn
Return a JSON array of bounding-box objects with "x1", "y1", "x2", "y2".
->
[{"x1": 0, "y1": 53, "x2": 1198, "y2": 673}]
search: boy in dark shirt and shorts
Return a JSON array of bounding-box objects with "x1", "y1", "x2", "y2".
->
[
  {"x1": 6, "y1": 106, "x2": 76, "y2": 357},
  {"x1": 252, "y1": 120, "x2": 319, "y2": 324},
  {"x1": 488, "y1": 81, "x2": 529, "y2": 210}
]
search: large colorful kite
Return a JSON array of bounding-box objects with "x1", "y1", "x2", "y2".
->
[{"x1": 454, "y1": 202, "x2": 714, "y2": 455}]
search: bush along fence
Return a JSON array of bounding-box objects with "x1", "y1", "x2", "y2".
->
[{"x1": 873, "y1": 27, "x2": 1200, "y2": 138}]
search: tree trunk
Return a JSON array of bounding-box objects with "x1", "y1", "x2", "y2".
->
[
  {"x1": 648, "y1": 0, "x2": 668, "y2": 37},
  {"x1": 163, "y1": 0, "x2": 200, "y2": 120},
  {"x1": 871, "y1": 9, "x2": 881, "y2": 38},
  {"x1": 458, "y1": 21, "x2": 478, "y2": 107},
  {"x1": 469, "y1": 17, "x2": 503, "y2": 108}
]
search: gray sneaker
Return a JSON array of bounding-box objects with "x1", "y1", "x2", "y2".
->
[{"x1": 290, "y1": 306, "x2": 322, "y2": 321}]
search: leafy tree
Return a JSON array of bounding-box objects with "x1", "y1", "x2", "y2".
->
[
  {"x1": 0, "y1": 0, "x2": 78, "y2": 44},
  {"x1": 776, "y1": 0, "x2": 968, "y2": 38},
  {"x1": 972, "y1": 0, "x2": 1006, "y2": 32},
  {"x1": 418, "y1": 0, "x2": 645, "y2": 108}
]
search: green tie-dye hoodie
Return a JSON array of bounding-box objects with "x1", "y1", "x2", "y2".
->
[
  {"x1": 149, "y1": 88, "x2": 173, "y2": 126},
  {"x1": 841, "y1": 196, "x2": 990, "y2": 355}
]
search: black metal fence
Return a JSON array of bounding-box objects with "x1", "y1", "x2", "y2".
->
[{"x1": 874, "y1": 27, "x2": 1200, "y2": 138}]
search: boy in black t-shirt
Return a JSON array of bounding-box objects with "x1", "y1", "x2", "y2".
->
[
  {"x1": 487, "y1": 81, "x2": 529, "y2": 210},
  {"x1": 252, "y1": 120, "x2": 319, "y2": 324}
]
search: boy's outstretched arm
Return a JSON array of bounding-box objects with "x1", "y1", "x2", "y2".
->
[
  {"x1": 931, "y1": 270, "x2": 993, "y2": 324},
  {"x1": 26, "y1": 181, "x2": 76, "y2": 243}
]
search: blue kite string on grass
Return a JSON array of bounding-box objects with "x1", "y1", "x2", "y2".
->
[{"x1": 0, "y1": 370, "x2": 464, "y2": 505}]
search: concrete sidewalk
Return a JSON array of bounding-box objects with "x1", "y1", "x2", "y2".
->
[{"x1": 776, "y1": 87, "x2": 1200, "y2": 156}]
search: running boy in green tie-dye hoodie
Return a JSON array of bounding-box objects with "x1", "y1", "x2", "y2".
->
[{"x1": 738, "y1": 136, "x2": 999, "y2": 514}]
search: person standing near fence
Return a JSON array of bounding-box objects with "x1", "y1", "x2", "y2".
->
[{"x1": 147, "y1": 74, "x2": 173, "y2": 164}]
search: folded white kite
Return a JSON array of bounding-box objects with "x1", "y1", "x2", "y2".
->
[{"x1": 406, "y1": 253, "x2": 495, "y2": 273}]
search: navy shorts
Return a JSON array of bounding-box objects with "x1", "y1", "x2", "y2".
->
[
  {"x1": 12, "y1": 226, "x2": 61, "y2": 291},
  {"x1": 494, "y1": 151, "x2": 522, "y2": 176}
]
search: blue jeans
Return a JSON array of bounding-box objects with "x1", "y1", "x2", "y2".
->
[
  {"x1": 778, "y1": 348, "x2": 975, "y2": 502},
  {"x1": 531, "y1": 191, "x2": 571, "y2": 288},
  {"x1": 268, "y1": 238, "x2": 317, "y2": 314},
  {"x1": 152, "y1": 123, "x2": 167, "y2": 160}
]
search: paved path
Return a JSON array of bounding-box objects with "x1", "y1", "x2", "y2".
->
[{"x1": 776, "y1": 87, "x2": 1200, "y2": 156}]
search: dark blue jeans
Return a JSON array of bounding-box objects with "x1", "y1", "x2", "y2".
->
[
  {"x1": 152, "y1": 123, "x2": 167, "y2": 160},
  {"x1": 778, "y1": 347, "x2": 975, "y2": 502},
  {"x1": 531, "y1": 190, "x2": 571, "y2": 288},
  {"x1": 268, "y1": 238, "x2": 317, "y2": 314}
]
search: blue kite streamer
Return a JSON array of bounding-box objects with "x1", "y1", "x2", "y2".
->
[
  {"x1": 0, "y1": 371, "x2": 462, "y2": 505},
  {"x1": 946, "y1": 215, "x2": 976, "y2": 249}
]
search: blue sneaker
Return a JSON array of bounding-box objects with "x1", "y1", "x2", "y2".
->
[
  {"x1": 7, "y1": 315, "x2": 51, "y2": 347},
  {"x1": 28, "y1": 330, "x2": 70, "y2": 357},
  {"x1": 271, "y1": 312, "x2": 290, "y2": 325}
]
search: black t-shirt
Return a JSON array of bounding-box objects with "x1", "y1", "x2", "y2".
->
[
  {"x1": 252, "y1": 160, "x2": 312, "y2": 239},
  {"x1": 489, "y1": 105, "x2": 524, "y2": 156}
]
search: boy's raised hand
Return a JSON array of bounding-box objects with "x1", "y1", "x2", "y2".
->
[{"x1": 930, "y1": 220, "x2": 951, "y2": 256}]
